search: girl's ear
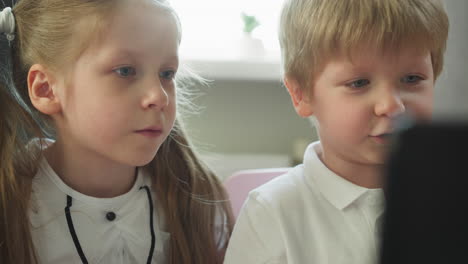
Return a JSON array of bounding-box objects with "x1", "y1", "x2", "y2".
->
[
  {"x1": 28, "y1": 64, "x2": 62, "y2": 115},
  {"x1": 284, "y1": 75, "x2": 314, "y2": 117}
]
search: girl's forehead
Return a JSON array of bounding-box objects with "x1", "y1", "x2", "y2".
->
[
  {"x1": 86, "y1": 0, "x2": 179, "y2": 40},
  {"x1": 83, "y1": 4, "x2": 179, "y2": 52},
  {"x1": 55, "y1": 0, "x2": 177, "y2": 68},
  {"x1": 112, "y1": 0, "x2": 179, "y2": 29}
]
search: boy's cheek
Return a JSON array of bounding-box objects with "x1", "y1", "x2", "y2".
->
[
  {"x1": 405, "y1": 98, "x2": 434, "y2": 120},
  {"x1": 400, "y1": 86, "x2": 433, "y2": 119}
]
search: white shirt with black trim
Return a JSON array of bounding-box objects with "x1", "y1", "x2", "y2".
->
[
  {"x1": 224, "y1": 141, "x2": 385, "y2": 264},
  {"x1": 30, "y1": 158, "x2": 170, "y2": 263}
]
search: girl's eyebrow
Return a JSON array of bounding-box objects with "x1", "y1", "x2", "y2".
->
[
  {"x1": 98, "y1": 48, "x2": 179, "y2": 67},
  {"x1": 100, "y1": 46, "x2": 158, "y2": 58},
  {"x1": 163, "y1": 55, "x2": 179, "y2": 66},
  {"x1": 100, "y1": 48, "x2": 144, "y2": 61}
]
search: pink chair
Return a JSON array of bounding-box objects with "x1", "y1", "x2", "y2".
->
[{"x1": 224, "y1": 168, "x2": 290, "y2": 219}]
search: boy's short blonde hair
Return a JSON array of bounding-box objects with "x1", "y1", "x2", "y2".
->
[{"x1": 279, "y1": 0, "x2": 449, "y2": 89}]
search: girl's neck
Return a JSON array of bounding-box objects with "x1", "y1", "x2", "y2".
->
[
  {"x1": 45, "y1": 140, "x2": 137, "y2": 198},
  {"x1": 318, "y1": 148, "x2": 384, "y2": 189}
]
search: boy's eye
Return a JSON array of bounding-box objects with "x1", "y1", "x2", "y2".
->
[
  {"x1": 346, "y1": 79, "x2": 370, "y2": 89},
  {"x1": 401, "y1": 75, "x2": 423, "y2": 84},
  {"x1": 159, "y1": 70, "x2": 176, "y2": 80},
  {"x1": 113, "y1": 66, "x2": 136, "y2": 77}
]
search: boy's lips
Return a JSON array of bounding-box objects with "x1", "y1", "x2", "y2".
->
[
  {"x1": 371, "y1": 132, "x2": 393, "y2": 137},
  {"x1": 369, "y1": 133, "x2": 393, "y2": 144}
]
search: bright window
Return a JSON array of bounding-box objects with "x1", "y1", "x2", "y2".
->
[{"x1": 171, "y1": 0, "x2": 285, "y2": 62}]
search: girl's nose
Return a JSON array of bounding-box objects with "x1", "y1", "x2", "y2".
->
[{"x1": 141, "y1": 81, "x2": 169, "y2": 110}]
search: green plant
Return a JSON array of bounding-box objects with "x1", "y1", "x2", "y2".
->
[{"x1": 241, "y1": 12, "x2": 260, "y2": 34}]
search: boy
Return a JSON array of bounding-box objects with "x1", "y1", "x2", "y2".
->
[{"x1": 224, "y1": 0, "x2": 449, "y2": 263}]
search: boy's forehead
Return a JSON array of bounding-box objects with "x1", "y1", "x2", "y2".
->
[
  {"x1": 308, "y1": 45, "x2": 432, "y2": 80},
  {"x1": 329, "y1": 42, "x2": 431, "y2": 64}
]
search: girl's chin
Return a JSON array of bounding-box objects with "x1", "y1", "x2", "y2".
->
[{"x1": 129, "y1": 155, "x2": 157, "y2": 167}]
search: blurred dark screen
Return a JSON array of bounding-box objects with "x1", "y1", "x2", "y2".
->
[{"x1": 380, "y1": 122, "x2": 468, "y2": 264}]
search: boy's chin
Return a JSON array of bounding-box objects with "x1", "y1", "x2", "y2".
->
[{"x1": 364, "y1": 150, "x2": 391, "y2": 165}]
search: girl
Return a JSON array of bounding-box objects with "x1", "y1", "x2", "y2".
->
[{"x1": 0, "y1": 0, "x2": 233, "y2": 263}]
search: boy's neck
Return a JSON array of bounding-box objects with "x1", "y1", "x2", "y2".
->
[
  {"x1": 317, "y1": 149, "x2": 384, "y2": 189},
  {"x1": 44, "y1": 141, "x2": 137, "y2": 198}
]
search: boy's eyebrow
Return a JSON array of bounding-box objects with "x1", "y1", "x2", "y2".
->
[{"x1": 328, "y1": 60, "x2": 365, "y2": 74}]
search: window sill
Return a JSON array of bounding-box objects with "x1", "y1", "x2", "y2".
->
[{"x1": 182, "y1": 57, "x2": 282, "y2": 82}]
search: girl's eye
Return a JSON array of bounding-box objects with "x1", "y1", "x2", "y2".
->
[
  {"x1": 159, "y1": 70, "x2": 176, "y2": 80},
  {"x1": 346, "y1": 79, "x2": 370, "y2": 89},
  {"x1": 401, "y1": 75, "x2": 423, "y2": 84},
  {"x1": 113, "y1": 66, "x2": 136, "y2": 77}
]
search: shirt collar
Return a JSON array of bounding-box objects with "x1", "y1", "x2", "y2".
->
[
  {"x1": 30, "y1": 158, "x2": 152, "y2": 228},
  {"x1": 38, "y1": 158, "x2": 147, "y2": 206},
  {"x1": 303, "y1": 141, "x2": 382, "y2": 210}
]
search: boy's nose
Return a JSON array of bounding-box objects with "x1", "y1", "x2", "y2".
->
[
  {"x1": 374, "y1": 89, "x2": 405, "y2": 118},
  {"x1": 141, "y1": 81, "x2": 169, "y2": 110}
]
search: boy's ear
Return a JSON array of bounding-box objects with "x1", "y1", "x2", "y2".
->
[
  {"x1": 28, "y1": 64, "x2": 62, "y2": 115},
  {"x1": 284, "y1": 75, "x2": 314, "y2": 117}
]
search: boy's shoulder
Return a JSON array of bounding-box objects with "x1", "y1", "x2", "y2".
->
[
  {"x1": 252, "y1": 164, "x2": 304, "y2": 194},
  {"x1": 248, "y1": 141, "x2": 321, "y2": 202},
  {"x1": 248, "y1": 163, "x2": 318, "y2": 211}
]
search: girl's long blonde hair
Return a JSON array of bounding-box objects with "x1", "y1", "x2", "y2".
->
[{"x1": 0, "y1": 1, "x2": 233, "y2": 263}]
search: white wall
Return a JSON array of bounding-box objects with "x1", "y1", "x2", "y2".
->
[
  {"x1": 184, "y1": 80, "x2": 316, "y2": 179},
  {"x1": 184, "y1": 80, "x2": 317, "y2": 155},
  {"x1": 434, "y1": 0, "x2": 468, "y2": 117}
]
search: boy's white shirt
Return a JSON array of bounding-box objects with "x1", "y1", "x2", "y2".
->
[
  {"x1": 224, "y1": 141, "x2": 385, "y2": 264},
  {"x1": 30, "y1": 157, "x2": 170, "y2": 264}
]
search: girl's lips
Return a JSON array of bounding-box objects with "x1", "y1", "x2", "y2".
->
[{"x1": 135, "y1": 129, "x2": 163, "y2": 138}]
